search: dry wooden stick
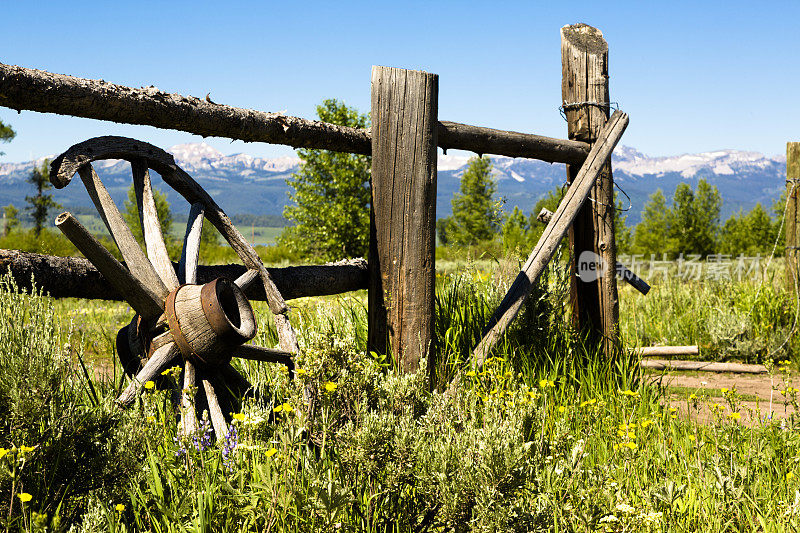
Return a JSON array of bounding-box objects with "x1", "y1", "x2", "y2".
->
[
  {"x1": 469, "y1": 110, "x2": 629, "y2": 370},
  {"x1": 641, "y1": 359, "x2": 767, "y2": 374}
]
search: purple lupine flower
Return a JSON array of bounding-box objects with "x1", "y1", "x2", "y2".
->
[{"x1": 222, "y1": 424, "x2": 239, "y2": 473}]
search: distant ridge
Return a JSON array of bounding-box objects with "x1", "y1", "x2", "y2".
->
[{"x1": 0, "y1": 143, "x2": 785, "y2": 226}]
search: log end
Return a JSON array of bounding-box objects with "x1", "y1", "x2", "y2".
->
[{"x1": 561, "y1": 23, "x2": 608, "y2": 53}]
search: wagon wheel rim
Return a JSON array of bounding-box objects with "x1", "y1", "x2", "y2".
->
[{"x1": 49, "y1": 136, "x2": 298, "y2": 440}]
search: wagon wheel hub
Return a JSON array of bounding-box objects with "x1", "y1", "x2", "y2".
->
[{"x1": 165, "y1": 278, "x2": 256, "y2": 368}]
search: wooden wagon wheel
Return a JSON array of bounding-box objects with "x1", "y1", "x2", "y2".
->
[{"x1": 49, "y1": 136, "x2": 300, "y2": 440}]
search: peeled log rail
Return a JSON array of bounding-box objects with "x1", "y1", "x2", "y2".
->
[
  {"x1": 0, "y1": 249, "x2": 368, "y2": 302},
  {"x1": 636, "y1": 345, "x2": 699, "y2": 358},
  {"x1": 641, "y1": 359, "x2": 767, "y2": 374},
  {"x1": 470, "y1": 110, "x2": 629, "y2": 369},
  {"x1": 0, "y1": 62, "x2": 590, "y2": 165}
]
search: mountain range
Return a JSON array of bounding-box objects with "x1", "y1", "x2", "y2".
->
[{"x1": 0, "y1": 143, "x2": 786, "y2": 227}]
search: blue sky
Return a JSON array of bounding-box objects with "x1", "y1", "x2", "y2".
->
[{"x1": 2, "y1": 0, "x2": 799, "y2": 162}]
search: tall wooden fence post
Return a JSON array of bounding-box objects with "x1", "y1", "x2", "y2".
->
[
  {"x1": 787, "y1": 143, "x2": 800, "y2": 295},
  {"x1": 561, "y1": 23, "x2": 620, "y2": 356},
  {"x1": 368, "y1": 66, "x2": 438, "y2": 381}
]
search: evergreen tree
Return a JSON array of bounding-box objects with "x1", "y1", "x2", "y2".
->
[
  {"x1": 123, "y1": 183, "x2": 180, "y2": 258},
  {"x1": 501, "y1": 206, "x2": 529, "y2": 253},
  {"x1": 670, "y1": 180, "x2": 721, "y2": 256},
  {"x1": 3, "y1": 204, "x2": 19, "y2": 236},
  {"x1": 440, "y1": 156, "x2": 501, "y2": 246},
  {"x1": 279, "y1": 99, "x2": 370, "y2": 261},
  {"x1": 25, "y1": 160, "x2": 61, "y2": 237},
  {"x1": 0, "y1": 120, "x2": 14, "y2": 156},
  {"x1": 719, "y1": 203, "x2": 776, "y2": 256}
]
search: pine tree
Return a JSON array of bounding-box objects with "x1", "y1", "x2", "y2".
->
[
  {"x1": 501, "y1": 206, "x2": 529, "y2": 253},
  {"x1": 3, "y1": 204, "x2": 19, "y2": 236},
  {"x1": 0, "y1": 120, "x2": 14, "y2": 156},
  {"x1": 440, "y1": 156, "x2": 500, "y2": 246},
  {"x1": 25, "y1": 160, "x2": 61, "y2": 237},
  {"x1": 279, "y1": 99, "x2": 370, "y2": 261}
]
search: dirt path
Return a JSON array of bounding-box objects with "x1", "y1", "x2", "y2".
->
[{"x1": 647, "y1": 370, "x2": 799, "y2": 425}]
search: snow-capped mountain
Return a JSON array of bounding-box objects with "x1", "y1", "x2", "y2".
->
[{"x1": 0, "y1": 143, "x2": 786, "y2": 226}]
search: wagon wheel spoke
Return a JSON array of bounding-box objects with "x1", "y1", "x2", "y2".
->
[
  {"x1": 201, "y1": 373, "x2": 228, "y2": 439},
  {"x1": 179, "y1": 202, "x2": 205, "y2": 285},
  {"x1": 55, "y1": 212, "x2": 163, "y2": 320},
  {"x1": 234, "y1": 269, "x2": 259, "y2": 291},
  {"x1": 117, "y1": 342, "x2": 181, "y2": 406},
  {"x1": 179, "y1": 360, "x2": 198, "y2": 435},
  {"x1": 132, "y1": 159, "x2": 179, "y2": 290},
  {"x1": 77, "y1": 163, "x2": 169, "y2": 300},
  {"x1": 234, "y1": 344, "x2": 294, "y2": 377}
]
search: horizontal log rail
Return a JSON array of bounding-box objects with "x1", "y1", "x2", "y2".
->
[
  {"x1": 0, "y1": 62, "x2": 590, "y2": 165},
  {"x1": 0, "y1": 249, "x2": 368, "y2": 302},
  {"x1": 641, "y1": 359, "x2": 767, "y2": 374}
]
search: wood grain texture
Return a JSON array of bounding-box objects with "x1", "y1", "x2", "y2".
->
[
  {"x1": 561, "y1": 23, "x2": 620, "y2": 356},
  {"x1": 470, "y1": 111, "x2": 628, "y2": 368},
  {"x1": 640, "y1": 360, "x2": 767, "y2": 374},
  {"x1": 202, "y1": 375, "x2": 229, "y2": 439},
  {"x1": 179, "y1": 202, "x2": 205, "y2": 285},
  {"x1": 117, "y1": 342, "x2": 181, "y2": 406},
  {"x1": 54, "y1": 213, "x2": 163, "y2": 319},
  {"x1": 180, "y1": 360, "x2": 198, "y2": 436},
  {"x1": 133, "y1": 159, "x2": 180, "y2": 290},
  {"x1": 0, "y1": 249, "x2": 369, "y2": 301},
  {"x1": 77, "y1": 164, "x2": 169, "y2": 299},
  {"x1": 0, "y1": 62, "x2": 589, "y2": 164},
  {"x1": 787, "y1": 143, "x2": 800, "y2": 294},
  {"x1": 368, "y1": 66, "x2": 438, "y2": 376},
  {"x1": 635, "y1": 345, "x2": 699, "y2": 357}
]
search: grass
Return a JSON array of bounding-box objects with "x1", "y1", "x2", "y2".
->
[{"x1": 2, "y1": 253, "x2": 800, "y2": 531}]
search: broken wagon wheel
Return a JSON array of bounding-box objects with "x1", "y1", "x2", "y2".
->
[{"x1": 49, "y1": 136, "x2": 299, "y2": 440}]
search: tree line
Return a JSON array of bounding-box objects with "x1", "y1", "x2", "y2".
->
[{"x1": 0, "y1": 109, "x2": 785, "y2": 263}]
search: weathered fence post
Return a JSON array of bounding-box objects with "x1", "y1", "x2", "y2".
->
[
  {"x1": 561, "y1": 23, "x2": 620, "y2": 355},
  {"x1": 787, "y1": 142, "x2": 800, "y2": 295},
  {"x1": 368, "y1": 66, "x2": 438, "y2": 378}
]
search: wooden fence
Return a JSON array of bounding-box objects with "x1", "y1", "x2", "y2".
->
[{"x1": 0, "y1": 23, "x2": 626, "y2": 382}]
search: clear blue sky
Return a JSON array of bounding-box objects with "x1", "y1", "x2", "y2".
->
[{"x1": 2, "y1": 0, "x2": 798, "y2": 162}]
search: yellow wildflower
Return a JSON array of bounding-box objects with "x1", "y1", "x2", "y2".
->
[
  {"x1": 265, "y1": 447, "x2": 278, "y2": 458},
  {"x1": 640, "y1": 419, "x2": 653, "y2": 429},
  {"x1": 233, "y1": 413, "x2": 246, "y2": 422},
  {"x1": 273, "y1": 405, "x2": 283, "y2": 413},
  {"x1": 619, "y1": 389, "x2": 638, "y2": 397},
  {"x1": 788, "y1": 472, "x2": 795, "y2": 481},
  {"x1": 144, "y1": 381, "x2": 155, "y2": 390},
  {"x1": 324, "y1": 381, "x2": 338, "y2": 392},
  {"x1": 580, "y1": 398, "x2": 597, "y2": 408},
  {"x1": 727, "y1": 412, "x2": 742, "y2": 421},
  {"x1": 0, "y1": 448, "x2": 7, "y2": 459},
  {"x1": 116, "y1": 503, "x2": 125, "y2": 512},
  {"x1": 721, "y1": 387, "x2": 728, "y2": 394},
  {"x1": 19, "y1": 445, "x2": 34, "y2": 454},
  {"x1": 296, "y1": 368, "x2": 308, "y2": 377},
  {"x1": 466, "y1": 370, "x2": 476, "y2": 377},
  {"x1": 18, "y1": 493, "x2": 32, "y2": 503},
  {"x1": 281, "y1": 403, "x2": 293, "y2": 413},
  {"x1": 558, "y1": 406, "x2": 566, "y2": 414},
  {"x1": 688, "y1": 435, "x2": 696, "y2": 441}
]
